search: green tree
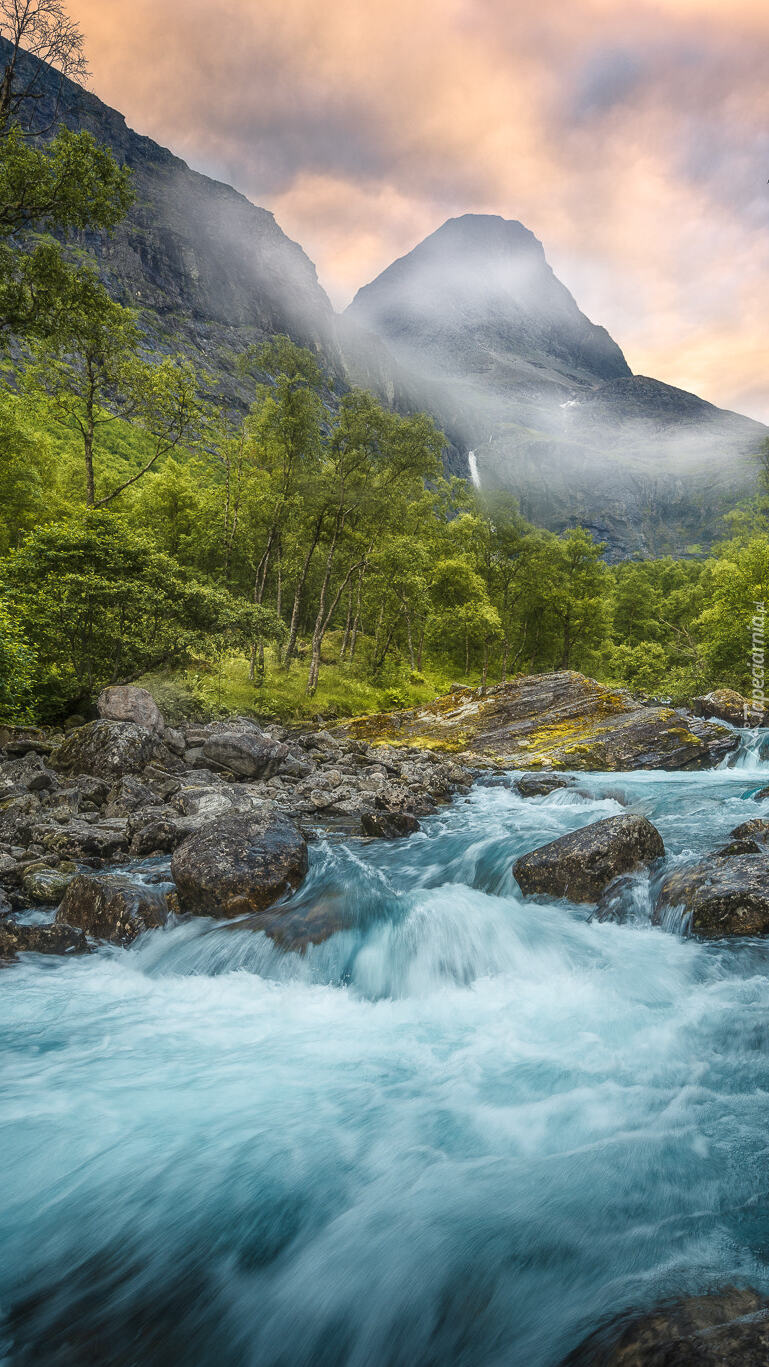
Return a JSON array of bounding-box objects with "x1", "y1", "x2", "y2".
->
[
  {"x1": 24, "y1": 267, "x2": 201, "y2": 506},
  {"x1": 0, "y1": 513, "x2": 279, "y2": 714},
  {"x1": 0, "y1": 598, "x2": 36, "y2": 721},
  {"x1": 546, "y1": 529, "x2": 610, "y2": 670}
]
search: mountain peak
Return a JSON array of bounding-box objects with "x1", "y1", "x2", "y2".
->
[{"x1": 346, "y1": 214, "x2": 630, "y2": 392}]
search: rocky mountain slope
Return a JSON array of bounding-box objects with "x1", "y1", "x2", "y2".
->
[
  {"x1": 4, "y1": 38, "x2": 345, "y2": 397},
  {"x1": 348, "y1": 216, "x2": 767, "y2": 556},
  {"x1": 10, "y1": 40, "x2": 766, "y2": 553}
]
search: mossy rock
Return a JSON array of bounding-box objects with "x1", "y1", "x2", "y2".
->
[{"x1": 335, "y1": 671, "x2": 737, "y2": 772}]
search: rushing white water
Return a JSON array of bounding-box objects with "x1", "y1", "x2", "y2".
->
[
  {"x1": 467, "y1": 449, "x2": 481, "y2": 489},
  {"x1": 4, "y1": 735, "x2": 769, "y2": 1365}
]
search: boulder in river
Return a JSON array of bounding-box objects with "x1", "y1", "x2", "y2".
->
[
  {"x1": 655, "y1": 857, "x2": 769, "y2": 937},
  {"x1": 202, "y1": 730, "x2": 289, "y2": 779},
  {"x1": 54, "y1": 721, "x2": 165, "y2": 781},
  {"x1": 57, "y1": 873, "x2": 169, "y2": 945},
  {"x1": 716, "y1": 839, "x2": 761, "y2": 857},
  {"x1": 0, "y1": 919, "x2": 89, "y2": 961},
  {"x1": 335, "y1": 671, "x2": 737, "y2": 770},
  {"x1": 514, "y1": 774, "x2": 572, "y2": 797},
  {"x1": 97, "y1": 685, "x2": 165, "y2": 734},
  {"x1": 562, "y1": 1286, "x2": 769, "y2": 1365},
  {"x1": 730, "y1": 818, "x2": 769, "y2": 843},
  {"x1": 361, "y1": 810, "x2": 421, "y2": 839},
  {"x1": 21, "y1": 864, "x2": 77, "y2": 905},
  {"x1": 171, "y1": 812, "x2": 309, "y2": 919},
  {"x1": 693, "y1": 687, "x2": 764, "y2": 727},
  {"x1": 514, "y1": 815, "x2": 665, "y2": 904}
]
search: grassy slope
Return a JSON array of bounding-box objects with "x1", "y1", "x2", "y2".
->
[{"x1": 135, "y1": 642, "x2": 471, "y2": 727}]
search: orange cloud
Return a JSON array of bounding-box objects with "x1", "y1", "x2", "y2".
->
[{"x1": 68, "y1": 0, "x2": 769, "y2": 419}]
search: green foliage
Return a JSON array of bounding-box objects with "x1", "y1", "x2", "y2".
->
[
  {"x1": 0, "y1": 599, "x2": 36, "y2": 722},
  {"x1": 0, "y1": 389, "x2": 53, "y2": 551},
  {"x1": 23, "y1": 265, "x2": 202, "y2": 507},
  {"x1": 0, "y1": 125, "x2": 132, "y2": 339},
  {"x1": 0, "y1": 514, "x2": 281, "y2": 716}
]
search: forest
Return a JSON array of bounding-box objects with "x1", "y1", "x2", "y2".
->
[{"x1": 1, "y1": 28, "x2": 768, "y2": 728}]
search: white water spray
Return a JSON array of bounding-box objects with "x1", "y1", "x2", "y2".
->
[{"x1": 467, "y1": 449, "x2": 481, "y2": 489}]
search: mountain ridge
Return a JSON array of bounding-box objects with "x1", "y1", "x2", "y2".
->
[{"x1": 6, "y1": 39, "x2": 765, "y2": 555}]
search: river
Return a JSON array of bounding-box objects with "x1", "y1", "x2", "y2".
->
[{"x1": 3, "y1": 731, "x2": 769, "y2": 1365}]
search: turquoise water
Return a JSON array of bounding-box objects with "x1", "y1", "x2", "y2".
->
[{"x1": 3, "y1": 735, "x2": 769, "y2": 1365}]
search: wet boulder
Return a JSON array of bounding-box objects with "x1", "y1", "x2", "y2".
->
[
  {"x1": 730, "y1": 818, "x2": 769, "y2": 843},
  {"x1": 514, "y1": 775, "x2": 572, "y2": 797},
  {"x1": 97, "y1": 685, "x2": 165, "y2": 734},
  {"x1": 171, "y1": 812, "x2": 309, "y2": 919},
  {"x1": 21, "y1": 864, "x2": 77, "y2": 905},
  {"x1": 655, "y1": 857, "x2": 769, "y2": 937},
  {"x1": 57, "y1": 873, "x2": 169, "y2": 945},
  {"x1": 361, "y1": 810, "x2": 421, "y2": 839},
  {"x1": 716, "y1": 839, "x2": 761, "y2": 857},
  {"x1": 54, "y1": 721, "x2": 164, "y2": 781},
  {"x1": 693, "y1": 687, "x2": 762, "y2": 727},
  {"x1": 513, "y1": 815, "x2": 665, "y2": 904},
  {"x1": 0, "y1": 919, "x2": 89, "y2": 961},
  {"x1": 562, "y1": 1286, "x2": 769, "y2": 1365},
  {"x1": 202, "y1": 730, "x2": 289, "y2": 780}
]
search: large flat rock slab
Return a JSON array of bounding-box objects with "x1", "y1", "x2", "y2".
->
[{"x1": 335, "y1": 672, "x2": 737, "y2": 771}]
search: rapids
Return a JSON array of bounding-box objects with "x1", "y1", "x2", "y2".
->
[{"x1": 4, "y1": 733, "x2": 769, "y2": 1365}]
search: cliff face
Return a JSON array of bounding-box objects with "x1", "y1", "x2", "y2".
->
[{"x1": 3, "y1": 37, "x2": 339, "y2": 378}]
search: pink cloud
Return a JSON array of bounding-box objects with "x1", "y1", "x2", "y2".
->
[{"x1": 69, "y1": 0, "x2": 769, "y2": 419}]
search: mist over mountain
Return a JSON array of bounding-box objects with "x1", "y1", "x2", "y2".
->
[
  {"x1": 9, "y1": 38, "x2": 764, "y2": 556},
  {"x1": 348, "y1": 215, "x2": 631, "y2": 399},
  {"x1": 348, "y1": 215, "x2": 766, "y2": 557}
]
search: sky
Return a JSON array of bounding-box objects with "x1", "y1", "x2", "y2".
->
[{"x1": 68, "y1": 0, "x2": 769, "y2": 420}]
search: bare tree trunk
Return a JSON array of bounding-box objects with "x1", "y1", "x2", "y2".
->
[
  {"x1": 481, "y1": 639, "x2": 489, "y2": 692},
  {"x1": 500, "y1": 636, "x2": 509, "y2": 684},
  {"x1": 306, "y1": 531, "x2": 340, "y2": 696},
  {"x1": 348, "y1": 565, "x2": 364, "y2": 661},
  {"x1": 284, "y1": 516, "x2": 323, "y2": 669},
  {"x1": 339, "y1": 587, "x2": 353, "y2": 661},
  {"x1": 84, "y1": 429, "x2": 95, "y2": 508},
  {"x1": 306, "y1": 558, "x2": 363, "y2": 696},
  {"x1": 416, "y1": 628, "x2": 425, "y2": 672},
  {"x1": 404, "y1": 608, "x2": 415, "y2": 670},
  {"x1": 508, "y1": 621, "x2": 529, "y2": 675},
  {"x1": 373, "y1": 627, "x2": 395, "y2": 674}
]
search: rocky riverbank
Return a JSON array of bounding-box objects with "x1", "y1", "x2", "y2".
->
[
  {"x1": 335, "y1": 671, "x2": 738, "y2": 770},
  {"x1": 0, "y1": 683, "x2": 476, "y2": 958},
  {"x1": 0, "y1": 672, "x2": 741, "y2": 961}
]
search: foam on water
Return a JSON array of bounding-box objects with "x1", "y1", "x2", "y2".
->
[{"x1": 4, "y1": 734, "x2": 769, "y2": 1364}]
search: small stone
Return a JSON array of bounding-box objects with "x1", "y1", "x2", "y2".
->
[{"x1": 21, "y1": 866, "x2": 76, "y2": 905}]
